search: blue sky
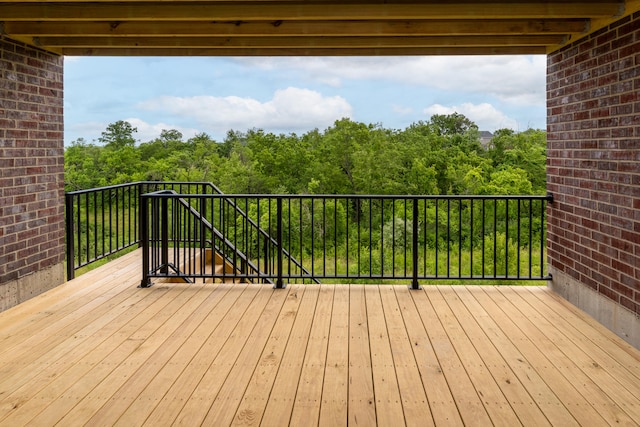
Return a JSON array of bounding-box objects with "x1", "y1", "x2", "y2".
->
[{"x1": 64, "y1": 55, "x2": 546, "y2": 145}]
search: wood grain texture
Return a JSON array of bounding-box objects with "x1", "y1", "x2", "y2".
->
[
  {"x1": 0, "y1": 250, "x2": 639, "y2": 426},
  {"x1": 1, "y1": 0, "x2": 636, "y2": 55}
]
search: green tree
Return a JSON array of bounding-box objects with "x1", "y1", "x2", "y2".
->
[
  {"x1": 64, "y1": 138, "x2": 103, "y2": 190},
  {"x1": 482, "y1": 168, "x2": 533, "y2": 195},
  {"x1": 65, "y1": 117, "x2": 547, "y2": 199},
  {"x1": 139, "y1": 128, "x2": 185, "y2": 161},
  {"x1": 99, "y1": 120, "x2": 137, "y2": 149},
  {"x1": 310, "y1": 119, "x2": 374, "y2": 194},
  {"x1": 244, "y1": 129, "x2": 312, "y2": 194},
  {"x1": 486, "y1": 128, "x2": 546, "y2": 193},
  {"x1": 99, "y1": 144, "x2": 144, "y2": 184},
  {"x1": 429, "y1": 112, "x2": 477, "y2": 136}
]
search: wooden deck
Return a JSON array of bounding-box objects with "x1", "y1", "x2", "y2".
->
[{"x1": 1, "y1": 250, "x2": 639, "y2": 426}]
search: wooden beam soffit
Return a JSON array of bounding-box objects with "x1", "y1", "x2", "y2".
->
[
  {"x1": 0, "y1": 2, "x2": 623, "y2": 22},
  {"x1": 3, "y1": 19, "x2": 590, "y2": 37},
  {"x1": 2, "y1": 0, "x2": 637, "y2": 56}
]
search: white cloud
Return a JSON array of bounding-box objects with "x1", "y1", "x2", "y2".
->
[
  {"x1": 392, "y1": 104, "x2": 414, "y2": 115},
  {"x1": 237, "y1": 56, "x2": 546, "y2": 105},
  {"x1": 138, "y1": 87, "x2": 352, "y2": 133},
  {"x1": 64, "y1": 56, "x2": 546, "y2": 144},
  {"x1": 423, "y1": 102, "x2": 519, "y2": 131},
  {"x1": 67, "y1": 121, "x2": 106, "y2": 144}
]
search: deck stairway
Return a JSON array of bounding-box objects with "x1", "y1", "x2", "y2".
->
[
  {"x1": 156, "y1": 249, "x2": 243, "y2": 284},
  {"x1": 143, "y1": 186, "x2": 316, "y2": 287}
]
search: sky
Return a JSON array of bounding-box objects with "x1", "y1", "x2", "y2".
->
[{"x1": 64, "y1": 55, "x2": 547, "y2": 145}]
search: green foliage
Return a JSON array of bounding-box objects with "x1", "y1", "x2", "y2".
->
[
  {"x1": 66, "y1": 116, "x2": 546, "y2": 197},
  {"x1": 99, "y1": 120, "x2": 138, "y2": 149},
  {"x1": 429, "y1": 112, "x2": 478, "y2": 136},
  {"x1": 486, "y1": 128, "x2": 547, "y2": 193},
  {"x1": 66, "y1": 116, "x2": 548, "y2": 282},
  {"x1": 65, "y1": 138, "x2": 103, "y2": 190}
]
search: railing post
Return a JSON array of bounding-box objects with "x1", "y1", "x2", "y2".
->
[
  {"x1": 161, "y1": 196, "x2": 169, "y2": 274},
  {"x1": 136, "y1": 182, "x2": 143, "y2": 246},
  {"x1": 275, "y1": 197, "x2": 285, "y2": 289},
  {"x1": 544, "y1": 193, "x2": 553, "y2": 280},
  {"x1": 139, "y1": 194, "x2": 151, "y2": 287},
  {"x1": 65, "y1": 193, "x2": 75, "y2": 281},
  {"x1": 410, "y1": 197, "x2": 421, "y2": 290}
]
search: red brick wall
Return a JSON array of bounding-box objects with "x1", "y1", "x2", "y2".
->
[
  {"x1": 0, "y1": 37, "x2": 65, "y2": 286},
  {"x1": 547, "y1": 12, "x2": 640, "y2": 315}
]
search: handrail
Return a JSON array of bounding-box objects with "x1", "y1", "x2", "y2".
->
[
  {"x1": 66, "y1": 181, "x2": 314, "y2": 281},
  {"x1": 138, "y1": 192, "x2": 552, "y2": 288},
  {"x1": 140, "y1": 190, "x2": 282, "y2": 287},
  {"x1": 199, "y1": 182, "x2": 319, "y2": 284},
  {"x1": 66, "y1": 182, "x2": 552, "y2": 286},
  {"x1": 162, "y1": 189, "x2": 271, "y2": 285},
  {"x1": 65, "y1": 181, "x2": 217, "y2": 279},
  {"x1": 65, "y1": 182, "x2": 143, "y2": 279}
]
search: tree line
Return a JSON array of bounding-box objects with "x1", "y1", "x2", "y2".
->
[{"x1": 64, "y1": 113, "x2": 546, "y2": 196}]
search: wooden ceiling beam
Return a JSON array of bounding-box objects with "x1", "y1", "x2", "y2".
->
[
  {"x1": 0, "y1": 2, "x2": 622, "y2": 22},
  {"x1": 35, "y1": 34, "x2": 567, "y2": 48},
  {"x1": 4, "y1": 19, "x2": 590, "y2": 37},
  {"x1": 60, "y1": 45, "x2": 549, "y2": 56},
  {"x1": 3, "y1": 0, "x2": 637, "y2": 56}
]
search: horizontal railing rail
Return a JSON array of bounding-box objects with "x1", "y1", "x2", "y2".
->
[{"x1": 139, "y1": 192, "x2": 553, "y2": 288}]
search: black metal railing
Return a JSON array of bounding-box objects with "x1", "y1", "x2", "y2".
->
[
  {"x1": 139, "y1": 192, "x2": 553, "y2": 288},
  {"x1": 65, "y1": 181, "x2": 216, "y2": 279},
  {"x1": 139, "y1": 189, "x2": 272, "y2": 287},
  {"x1": 65, "y1": 181, "x2": 314, "y2": 281}
]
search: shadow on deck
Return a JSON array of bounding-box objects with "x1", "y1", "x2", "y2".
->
[{"x1": 1, "y1": 249, "x2": 638, "y2": 426}]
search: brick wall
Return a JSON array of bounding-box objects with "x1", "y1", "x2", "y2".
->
[
  {"x1": 547, "y1": 12, "x2": 640, "y2": 320},
  {"x1": 0, "y1": 37, "x2": 65, "y2": 309}
]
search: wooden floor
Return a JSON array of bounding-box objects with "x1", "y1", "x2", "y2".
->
[{"x1": 1, "y1": 250, "x2": 639, "y2": 426}]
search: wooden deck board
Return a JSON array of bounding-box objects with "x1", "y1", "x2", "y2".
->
[
  {"x1": 473, "y1": 286, "x2": 612, "y2": 426},
  {"x1": 34, "y1": 283, "x2": 210, "y2": 426},
  {"x1": 170, "y1": 284, "x2": 277, "y2": 426},
  {"x1": 0, "y1": 254, "x2": 140, "y2": 365},
  {"x1": 56, "y1": 282, "x2": 213, "y2": 426},
  {"x1": 440, "y1": 286, "x2": 552, "y2": 427},
  {"x1": 478, "y1": 286, "x2": 624, "y2": 426},
  {"x1": 140, "y1": 284, "x2": 261, "y2": 426},
  {"x1": 317, "y1": 284, "x2": 349, "y2": 427},
  {"x1": 203, "y1": 285, "x2": 301, "y2": 426},
  {"x1": 0, "y1": 250, "x2": 139, "y2": 333},
  {"x1": 113, "y1": 283, "x2": 239, "y2": 426},
  {"x1": 429, "y1": 287, "x2": 522, "y2": 427},
  {"x1": 289, "y1": 285, "x2": 333, "y2": 426},
  {"x1": 453, "y1": 286, "x2": 579, "y2": 427},
  {"x1": 365, "y1": 285, "x2": 405, "y2": 426},
  {"x1": 83, "y1": 283, "x2": 224, "y2": 425},
  {"x1": 494, "y1": 286, "x2": 640, "y2": 425},
  {"x1": 525, "y1": 287, "x2": 640, "y2": 377},
  {"x1": 379, "y1": 285, "x2": 433, "y2": 427},
  {"x1": 394, "y1": 287, "x2": 464, "y2": 427},
  {"x1": 0, "y1": 274, "x2": 154, "y2": 403},
  {"x1": 410, "y1": 287, "x2": 494, "y2": 426},
  {"x1": 1, "y1": 250, "x2": 639, "y2": 426},
  {"x1": 347, "y1": 284, "x2": 377, "y2": 426}
]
